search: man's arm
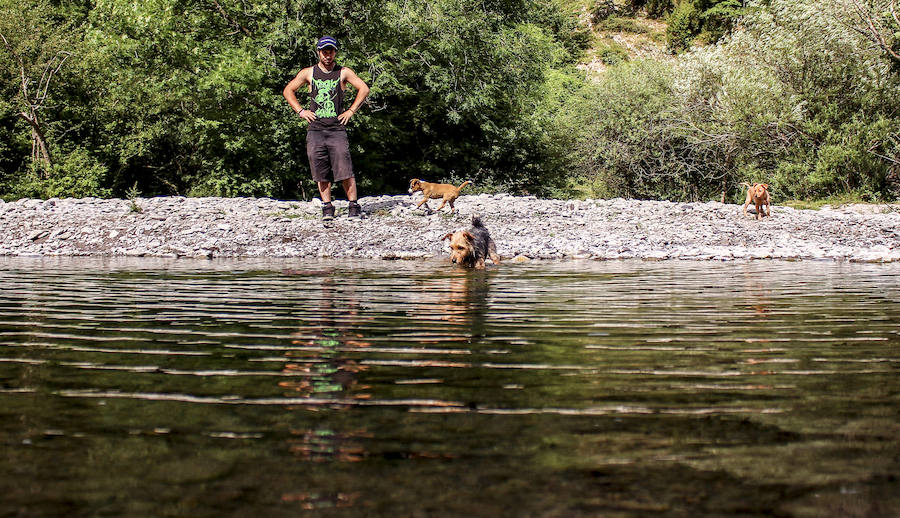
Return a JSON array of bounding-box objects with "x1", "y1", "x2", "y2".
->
[
  {"x1": 283, "y1": 68, "x2": 316, "y2": 122},
  {"x1": 338, "y1": 68, "x2": 370, "y2": 125}
]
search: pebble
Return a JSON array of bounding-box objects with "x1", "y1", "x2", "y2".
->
[{"x1": 0, "y1": 195, "x2": 898, "y2": 262}]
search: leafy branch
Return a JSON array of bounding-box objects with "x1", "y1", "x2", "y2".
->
[{"x1": 846, "y1": 0, "x2": 900, "y2": 63}]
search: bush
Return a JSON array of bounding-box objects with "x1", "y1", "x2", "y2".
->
[
  {"x1": 576, "y1": 59, "x2": 687, "y2": 199},
  {"x1": 591, "y1": 0, "x2": 619, "y2": 21},
  {"x1": 636, "y1": 0, "x2": 675, "y2": 18},
  {"x1": 7, "y1": 148, "x2": 111, "y2": 199},
  {"x1": 611, "y1": 0, "x2": 675, "y2": 18},
  {"x1": 698, "y1": 0, "x2": 744, "y2": 43},
  {"x1": 573, "y1": 0, "x2": 900, "y2": 202},
  {"x1": 536, "y1": 67, "x2": 604, "y2": 198},
  {"x1": 666, "y1": 1, "x2": 700, "y2": 53},
  {"x1": 594, "y1": 37, "x2": 631, "y2": 65},
  {"x1": 664, "y1": 1, "x2": 746, "y2": 53},
  {"x1": 595, "y1": 16, "x2": 651, "y2": 33}
]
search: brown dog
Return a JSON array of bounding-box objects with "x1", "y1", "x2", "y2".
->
[
  {"x1": 408, "y1": 179, "x2": 471, "y2": 212},
  {"x1": 441, "y1": 216, "x2": 500, "y2": 269},
  {"x1": 741, "y1": 182, "x2": 771, "y2": 220}
]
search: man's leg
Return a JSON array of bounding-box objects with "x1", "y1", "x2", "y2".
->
[
  {"x1": 325, "y1": 132, "x2": 360, "y2": 216},
  {"x1": 342, "y1": 177, "x2": 361, "y2": 218},
  {"x1": 317, "y1": 181, "x2": 335, "y2": 220},
  {"x1": 308, "y1": 132, "x2": 334, "y2": 202},
  {"x1": 317, "y1": 181, "x2": 333, "y2": 203},
  {"x1": 341, "y1": 177, "x2": 357, "y2": 202}
]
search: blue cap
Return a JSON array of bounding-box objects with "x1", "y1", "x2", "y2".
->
[{"x1": 316, "y1": 36, "x2": 338, "y2": 50}]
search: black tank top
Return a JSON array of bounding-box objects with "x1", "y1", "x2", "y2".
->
[{"x1": 309, "y1": 65, "x2": 345, "y2": 131}]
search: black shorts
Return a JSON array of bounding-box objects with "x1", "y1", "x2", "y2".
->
[{"x1": 306, "y1": 130, "x2": 354, "y2": 183}]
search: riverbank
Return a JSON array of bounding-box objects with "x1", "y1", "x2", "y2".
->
[{"x1": 1, "y1": 195, "x2": 899, "y2": 262}]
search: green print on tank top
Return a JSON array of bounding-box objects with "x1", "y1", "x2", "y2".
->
[{"x1": 314, "y1": 78, "x2": 340, "y2": 117}]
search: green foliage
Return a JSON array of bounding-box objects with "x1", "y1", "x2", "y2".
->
[
  {"x1": 533, "y1": 67, "x2": 603, "y2": 198},
  {"x1": 666, "y1": 1, "x2": 700, "y2": 53},
  {"x1": 781, "y1": 192, "x2": 871, "y2": 211},
  {"x1": 698, "y1": 0, "x2": 744, "y2": 42},
  {"x1": 722, "y1": 0, "x2": 900, "y2": 200},
  {"x1": 630, "y1": 0, "x2": 675, "y2": 18},
  {"x1": 594, "y1": 37, "x2": 631, "y2": 65},
  {"x1": 0, "y1": 0, "x2": 584, "y2": 200},
  {"x1": 527, "y1": 0, "x2": 593, "y2": 59},
  {"x1": 575, "y1": 0, "x2": 900, "y2": 202},
  {"x1": 665, "y1": 0, "x2": 746, "y2": 52},
  {"x1": 80, "y1": 0, "x2": 302, "y2": 197},
  {"x1": 595, "y1": 16, "x2": 651, "y2": 33},
  {"x1": 8, "y1": 148, "x2": 111, "y2": 199},
  {"x1": 593, "y1": 0, "x2": 674, "y2": 19},
  {"x1": 345, "y1": 0, "x2": 575, "y2": 195},
  {"x1": 1, "y1": 0, "x2": 897, "y2": 204},
  {"x1": 0, "y1": 0, "x2": 83, "y2": 169},
  {"x1": 125, "y1": 181, "x2": 142, "y2": 212},
  {"x1": 591, "y1": 0, "x2": 620, "y2": 20},
  {"x1": 576, "y1": 59, "x2": 687, "y2": 198}
]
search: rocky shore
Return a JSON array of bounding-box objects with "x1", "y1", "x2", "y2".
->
[{"x1": 2, "y1": 194, "x2": 899, "y2": 262}]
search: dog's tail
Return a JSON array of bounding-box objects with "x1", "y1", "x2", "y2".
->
[
  {"x1": 458, "y1": 180, "x2": 472, "y2": 191},
  {"x1": 471, "y1": 214, "x2": 485, "y2": 228},
  {"x1": 739, "y1": 182, "x2": 752, "y2": 189}
]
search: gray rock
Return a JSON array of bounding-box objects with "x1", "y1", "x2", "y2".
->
[{"x1": 0, "y1": 195, "x2": 898, "y2": 262}]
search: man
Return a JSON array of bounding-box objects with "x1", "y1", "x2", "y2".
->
[{"x1": 283, "y1": 36, "x2": 370, "y2": 220}]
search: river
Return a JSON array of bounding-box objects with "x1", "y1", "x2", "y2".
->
[{"x1": 1, "y1": 257, "x2": 898, "y2": 516}]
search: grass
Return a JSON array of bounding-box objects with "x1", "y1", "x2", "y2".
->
[
  {"x1": 589, "y1": 36, "x2": 631, "y2": 65},
  {"x1": 781, "y1": 193, "x2": 872, "y2": 210},
  {"x1": 595, "y1": 16, "x2": 651, "y2": 34},
  {"x1": 555, "y1": 175, "x2": 613, "y2": 200}
]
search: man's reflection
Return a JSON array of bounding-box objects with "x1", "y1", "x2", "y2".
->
[
  {"x1": 278, "y1": 273, "x2": 372, "y2": 509},
  {"x1": 280, "y1": 276, "x2": 371, "y2": 401},
  {"x1": 275, "y1": 267, "x2": 487, "y2": 510}
]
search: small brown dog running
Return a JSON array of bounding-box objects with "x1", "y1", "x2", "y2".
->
[
  {"x1": 441, "y1": 216, "x2": 501, "y2": 269},
  {"x1": 741, "y1": 182, "x2": 771, "y2": 220},
  {"x1": 408, "y1": 179, "x2": 471, "y2": 212}
]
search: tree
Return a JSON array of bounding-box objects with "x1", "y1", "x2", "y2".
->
[
  {"x1": 75, "y1": 0, "x2": 579, "y2": 197},
  {"x1": 0, "y1": 0, "x2": 75, "y2": 169}
]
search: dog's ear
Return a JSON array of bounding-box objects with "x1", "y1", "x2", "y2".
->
[
  {"x1": 761, "y1": 183, "x2": 769, "y2": 188},
  {"x1": 462, "y1": 232, "x2": 475, "y2": 242},
  {"x1": 441, "y1": 233, "x2": 453, "y2": 241}
]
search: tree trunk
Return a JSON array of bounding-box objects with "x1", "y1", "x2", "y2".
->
[{"x1": 18, "y1": 111, "x2": 51, "y2": 169}]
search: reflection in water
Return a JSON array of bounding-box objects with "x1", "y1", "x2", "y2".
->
[
  {"x1": 281, "y1": 275, "x2": 371, "y2": 402},
  {"x1": 281, "y1": 489, "x2": 361, "y2": 511},
  {"x1": 740, "y1": 266, "x2": 773, "y2": 315},
  {"x1": 0, "y1": 258, "x2": 898, "y2": 517},
  {"x1": 280, "y1": 273, "x2": 372, "y2": 509},
  {"x1": 433, "y1": 269, "x2": 491, "y2": 336}
]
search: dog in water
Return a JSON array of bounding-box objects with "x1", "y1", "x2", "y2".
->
[
  {"x1": 408, "y1": 179, "x2": 471, "y2": 212},
  {"x1": 741, "y1": 182, "x2": 771, "y2": 220},
  {"x1": 441, "y1": 216, "x2": 501, "y2": 269}
]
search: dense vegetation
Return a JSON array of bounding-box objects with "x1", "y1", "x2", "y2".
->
[
  {"x1": 578, "y1": 0, "x2": 900, "y2": 201},
  {"x1": 1, "y1": 0, "x2": 898, "y2": 202}
]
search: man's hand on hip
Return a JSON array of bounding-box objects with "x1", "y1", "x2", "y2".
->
[
  {"x1": 338, "y1": 109, "x2": 355, "y2": 125},
  {"x1": 298, "y1": 109, "x2": 317, "y2": 123}
]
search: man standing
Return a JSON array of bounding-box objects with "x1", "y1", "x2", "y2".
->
[{"x1": 283, "y1": 36, "x2": 370, "y2": 220}]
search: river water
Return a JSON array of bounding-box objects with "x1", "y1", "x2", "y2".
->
[{"x1": 1, "y1": 257, "x2": 898, "y2": 517}]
